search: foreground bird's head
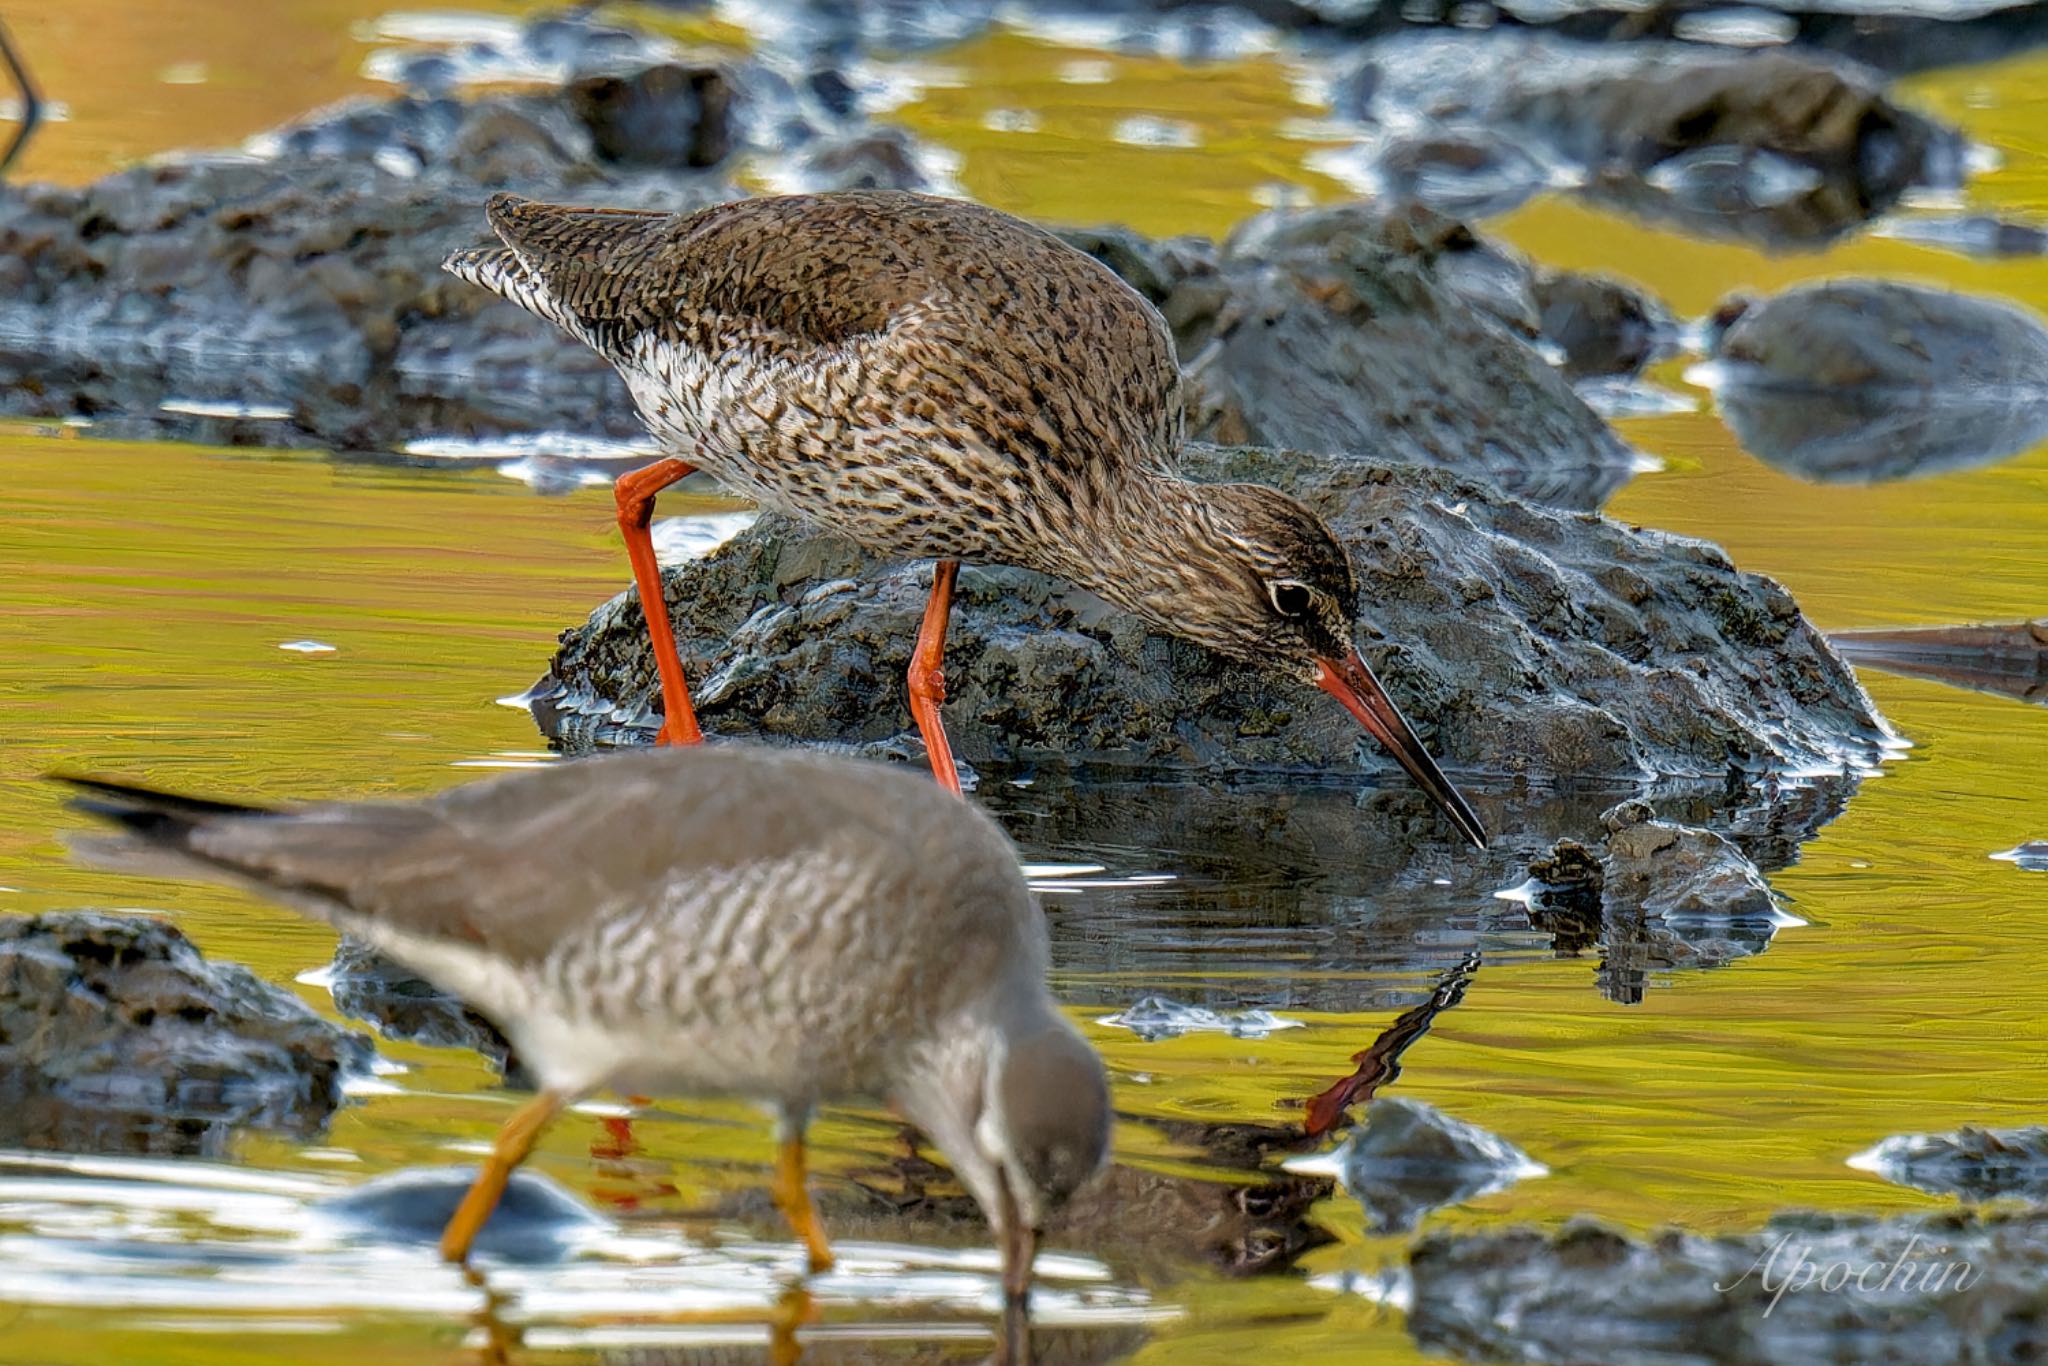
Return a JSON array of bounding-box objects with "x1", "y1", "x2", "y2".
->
[
  {"x1": 895, "y1": 1006, "x2": 1111, "y2": 1304},
  {"x1": 1109, "y1": 481, "x2": 1487, "y2": 850}
]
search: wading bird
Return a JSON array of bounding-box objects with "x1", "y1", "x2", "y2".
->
[
  {"x1": 59, "y1": 747, "x2": 1111, "y2": 1313},
  {"x1": 448, "y1": 190, "x2": 1486, "y2": 849}
]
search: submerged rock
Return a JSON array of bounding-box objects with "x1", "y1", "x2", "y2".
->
[
  {"x1": 1852, "y1": 1126, "x2": 2048, "y2": 1204},
  {"x1": 1400, "y1": 1208, "x2": 2048, "y2": 1365},
  {"x1": 1335, "y1": 33, "x2": 1964, "y2": 247},
  {"x1": 0, "y1": 912, "x2": 371, "y2": 1156},
  {"x1": 531, "y1": 444, "x2": 1891, "y2": 790},
  {"x1": 1706, "y1": 281, "x2": 2048, "y2": 482},
  {"x1": 1284, "y1": 1097, "x2": 1544, "y2": 1234}
]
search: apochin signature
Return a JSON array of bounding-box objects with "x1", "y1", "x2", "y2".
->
[{"x1": 1717, "y1": 1232, "x2": 1981, "y2": 1317}]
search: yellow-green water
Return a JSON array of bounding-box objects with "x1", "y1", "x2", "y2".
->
[{"x1": 3, "y1": 2, "x2": 2047, "y2": 1363}]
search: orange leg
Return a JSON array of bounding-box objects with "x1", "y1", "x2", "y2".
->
[
  {"x1": 441, "y1": 1089, "x2": 567, "y2": 1263},
  {"x1": 614, "y1": 457, "x2": 703, "y2": 747},
  {"x1": 770, "y1": 1126, "x2": 836, "y2": 1275},
  {"x1": 907, "y1": 559, "x2": 962, "y2": 795}
]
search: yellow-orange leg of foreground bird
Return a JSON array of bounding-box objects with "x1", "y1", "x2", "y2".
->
[
  {"x1": 771, "y1": 1128, "x2": 837, "y2": 1274},
  {"x1": 442, "y1": 1090, "x2": 568, "y2": 1263},
  {"x1": 615, "y1": 458, "x2": 703, "y2": 747},
  {"x1": 906, "y1": 558, "x2": 962, "y2": 795}
]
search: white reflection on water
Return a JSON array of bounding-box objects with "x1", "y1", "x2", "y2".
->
[{"x1": 0, "y1": 1148, "x2": 1161, "y2": 1344}]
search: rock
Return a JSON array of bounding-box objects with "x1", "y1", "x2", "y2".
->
[
  {"x1": 1283, "y1": 1097, "x2": 1544, "y2": 1234},
  {"x1": 1851, "y1": 1126, "x2": 2048, "y2": 1204},
  {"x1": 1096, "y1": 996, "x2": 1303, "y2": 1041},
  {"x1": 1991, "y1": 842, "x2": 2048, "y2": 873},
  {"x1": 565, "y1": 64, "x2": 735, "y2": 169},
  {"x1": 0, "y1": 72, "x2": 741, "y2": 452},
  {"x1": 531, "y1": 445, "x2": 1891, "y2": 790},
  {"x1": 1179, "y1": 202, "x2": 1638, "y2": 510},
  {"x1": 1603, "y1": 814, "x2": 1779, "y2": 921},
  {"x1": 313, "y1": 1167, "x2": 605, "y2": 1262},
  {"x1": 1510, "y1": 806, "x2": 1796, "y2": 1005},
  {"x1": 323, "y1": 937, "x2": 527, "y2": 1086},
  {"x1": 773, "y1": 126, "x2": 957, "y2": 194},
  {"x1": 1531, "y1": 269, "x2": 1676, "y2": 380},
  {"x1": 1875, "y1": 213, "x2": 2048, "y2": 259},
  {"x1": 1712, "y1": 281, "x2": 2048, "y2": 391},
  {"x1": 1335, "y1": 33, "x2": 1964, "y2": 246},
  {"x1": 1399, "y1": 1208, "x2": 2048, "y2": 1365},
  {"x1": 1705, "y1": 281, "x2": 2048, "y2": 482},
  {"x1": 1595, "y1": 811, "x2": 1789, "y2": 1000},
  {"x1": 0, "y1": 912, "x2": 372, "y2": 1156},
  {"x1": 1830, "y1": 620, "x2": 2048, "y2": 707}
]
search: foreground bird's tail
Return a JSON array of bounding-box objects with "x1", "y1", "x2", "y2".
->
[{"x1": 53, "y1": 774, "x2": 277, "y2": 879}]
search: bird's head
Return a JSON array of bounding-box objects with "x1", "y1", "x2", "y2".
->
[
  {"x1": 1128, "y1": 482, "x2": 1488, "y2": 850},
  {"x1": 896, "y1": 1009, "x2": 1110, "y2": 1306}
]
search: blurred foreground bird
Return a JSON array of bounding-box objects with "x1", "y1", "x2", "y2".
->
[
  {"x1": 58, "y1": 746, "x2": 1111, "y2": 1309},
  {"x1": 447, "y1": 189, "x2": 1487, "y2": 849}
]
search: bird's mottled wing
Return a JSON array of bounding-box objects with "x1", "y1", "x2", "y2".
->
[{"x1": 482, "y1": 192, "x2": 925, "y2": 350}]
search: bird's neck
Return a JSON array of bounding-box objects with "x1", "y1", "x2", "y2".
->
[{"x1": 1055, "y1": 469, "x2": 1238, "y2": 634}]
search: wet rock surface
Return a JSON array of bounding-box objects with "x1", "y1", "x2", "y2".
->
[
  {"x1": 314, "y1": 1166, "x2": 606, "y2": 1263},
  {"x1": 1173, "y1": 203, "x2": 1639, "y2": 509},
  {"x1": 1705, "y1": 280, "x2": 2048, "y2": 482},
  {"x1": 533, "y1": 444, "x2": 1890, "y2": 789},
  {"x1": 1853, "y1": 1126, "x2": 2048, "y2": 1204},
  {"x1": 1592, "y1": 802, "x2": 1788, "y2": 999},
  {"x1": 0, "y1": 66, "x2": 1633, "y2": 512},
  {"x1": 1512, "y1": 804, "x2": 1790, "y2": 1006},
  {"x1": 1532, "y1": 268, "x2": 1677, "y2": 380},
  {"x1": 0, "y1": 912, "x2": 372, "y2": 1156},
  {"x1": 1333, "y1": 33, "x2": 1964, "y2": 246},
  {"x1": 1285, "y1": 1097, "x2": 1544, "y2": 1234},
  {"x1": 1401, "y1": 1208, "x2": 2048, "y2": 1366}
]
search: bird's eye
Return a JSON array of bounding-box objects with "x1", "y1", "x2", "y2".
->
[{"x1": 1268, "y1": 580, "x2": 1314, "y2": 617}]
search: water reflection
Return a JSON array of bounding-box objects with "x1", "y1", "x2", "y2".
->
[
  {"x1": 1708, "y1": 371, "x2": 2048, "y2": 484},
  {"x1": 981, "y1": 768, "x2": 1858, "y2": 1012},
  {"x1": 0, "y1": 1147, "x2": 1159, "y2": 1360}
]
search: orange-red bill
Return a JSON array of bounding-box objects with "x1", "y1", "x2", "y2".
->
[{"x1": 1316, "y1": 652, "x2": 1488, "y2": 850}]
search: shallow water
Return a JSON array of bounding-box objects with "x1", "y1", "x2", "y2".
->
[{"x1": 3, "y1": 2, "x2": 2048, "y2": 1363}]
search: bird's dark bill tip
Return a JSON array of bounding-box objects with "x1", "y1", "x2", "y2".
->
[{"x1": 1315, "y1": 653, "x2": 1488, "y2": 851}]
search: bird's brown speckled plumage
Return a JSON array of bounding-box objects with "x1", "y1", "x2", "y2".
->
[
  {"x1": 447, "y1": 190, "x2": 1487, "y2": 847},
  {"x1": 452, "y1": 192, "x2": 1271, "y2": 624}
]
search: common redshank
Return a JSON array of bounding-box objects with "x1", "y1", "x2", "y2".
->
[
  {"x1": 447, "y1": 190, "x2": 1486, "y2": 849},
  {"x1": 58, "y1": 746, "x2": 1111, "y2": 1307}
]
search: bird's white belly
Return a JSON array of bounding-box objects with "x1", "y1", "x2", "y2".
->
[{"x1": 350, "y1": 919, "x2": 863, "y2": 1104}]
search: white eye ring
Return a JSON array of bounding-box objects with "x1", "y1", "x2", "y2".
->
[{"x1": 1268, "y1": 580, "x2": 1313, "y2": 617}]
